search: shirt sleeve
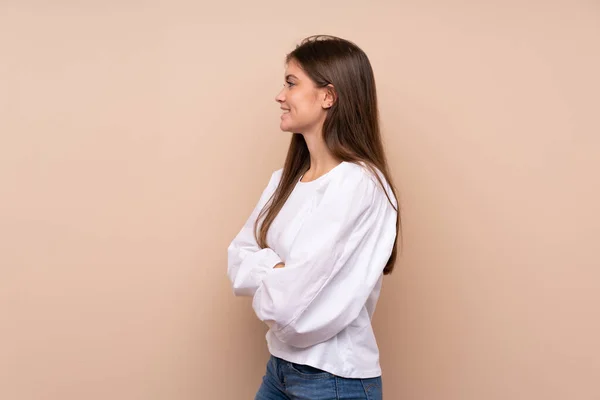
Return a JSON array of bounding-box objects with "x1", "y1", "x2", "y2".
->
[
  {"x1": 227, "y1": 169, "x2": 284, "y2": 297},
  {"x1": 251, "y1": 167, "x2": 398, "y2": 348}
]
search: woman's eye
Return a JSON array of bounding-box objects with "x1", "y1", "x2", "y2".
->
[{"x1": 285, "y1": 81, "x2": 295, "y2": 88}]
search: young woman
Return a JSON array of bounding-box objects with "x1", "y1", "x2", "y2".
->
[{"x1": 227, "y1": 35, "x2": 401, "y2": 400}]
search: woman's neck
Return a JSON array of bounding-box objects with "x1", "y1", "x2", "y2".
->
[{"x1": 301, "y1": 132, "x2": 341, "y2": 181}]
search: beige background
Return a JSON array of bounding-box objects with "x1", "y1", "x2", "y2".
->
[{"x1": 1, "y1": 1, "x2": 599, "y2": 399}]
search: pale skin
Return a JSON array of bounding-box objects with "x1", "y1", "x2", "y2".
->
[{"x1": 272, "y1": 60, "x2": 341, "y2": 269}]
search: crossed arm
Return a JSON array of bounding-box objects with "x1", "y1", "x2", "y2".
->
[{"x1": 227, "y1": 169, "x2": 397, "y2": 348}]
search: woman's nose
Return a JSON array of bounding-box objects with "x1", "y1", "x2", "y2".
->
[{"x1": 275, "y1": 88, "x2": 285, "y2": 103}]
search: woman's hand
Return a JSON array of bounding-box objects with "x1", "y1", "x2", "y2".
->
[{"x1": 273, "y1": 262, "x2": 285, "y2": 269}]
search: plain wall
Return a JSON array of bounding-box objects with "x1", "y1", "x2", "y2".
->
[{"x1": 1, "y1": 1, "x2": 599, "y2": 399}]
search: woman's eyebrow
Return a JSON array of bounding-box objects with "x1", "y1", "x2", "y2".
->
[{"x1": 285, "y1": 74, "x2": 298, "y2": 80}]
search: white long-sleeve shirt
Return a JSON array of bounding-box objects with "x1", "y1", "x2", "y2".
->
[{"x1": 227, "y1": 161, "x2": 397, "y2": 378}]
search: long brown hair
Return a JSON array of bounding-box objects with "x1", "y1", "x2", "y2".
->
[{"x1": 255, "y1": 35, "x2": 402, "y2": 275}]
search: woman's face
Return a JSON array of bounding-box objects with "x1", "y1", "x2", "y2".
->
[{"x1": 275, "y1": 60, "x2": 330, "y2": 134}]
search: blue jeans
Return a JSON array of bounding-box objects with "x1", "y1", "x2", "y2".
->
[{"x1": 255, "y1": 355, "x2": 383, "y2": 400}]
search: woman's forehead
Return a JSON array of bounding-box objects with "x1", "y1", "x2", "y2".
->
[{"x1": 284, "y1": 60, "x2": 304, "y2": 77}]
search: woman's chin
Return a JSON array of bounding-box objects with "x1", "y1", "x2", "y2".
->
[{"x1": 280, "y1": 123, "x2": 293, "y2": 132}]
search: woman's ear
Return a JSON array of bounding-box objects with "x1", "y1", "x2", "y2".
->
[{"x1": 322, "y1": 84, "x2": 337, "y2": 109}]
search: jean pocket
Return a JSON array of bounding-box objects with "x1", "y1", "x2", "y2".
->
[
  {"x1": 361, "y1": 377, "x2": 382, "y2": 399},
  {"x1": 287, "y1": 362, "x2": 333, "y2": 380}
]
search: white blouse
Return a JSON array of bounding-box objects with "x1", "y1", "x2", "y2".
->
[{"x1": 227, "y1": 161, "x2": 398, "y2": 379}]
